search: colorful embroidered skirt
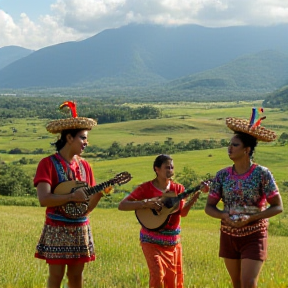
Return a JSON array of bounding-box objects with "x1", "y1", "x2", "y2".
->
[{"x1": 35, "y1": 217, "x2": 95, "y2": 265}]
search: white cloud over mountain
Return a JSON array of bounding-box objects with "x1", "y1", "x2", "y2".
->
[{"x1": 1, "y1": 0, "x2": 288, "y2": 50}]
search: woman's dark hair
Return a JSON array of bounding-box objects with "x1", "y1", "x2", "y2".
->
[
  {"x1": 153, "y1": 154, "x2": 172, "y2": 172},
  {"x1": 52, "y1": 129, "x2": 83, "y2": 151},
  {"x1": 234, "y1": 131, "x2": 258, "y2": 157}
]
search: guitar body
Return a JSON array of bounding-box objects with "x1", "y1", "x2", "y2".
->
[
  {"x1": 52, "y1": 172, "x2": 132, "y2": 219},
  {"x1": 135, "y1": 179, "x2": 210, "y2": 231},
  {"x1": 54, "y1": 180, "x2": 89, "y2": 195},
  {"x1": 135, "y1": 192, "x2": 181, "y2": 231},
  {"x1": 54, "y1": 181, "x2": 91, "y2": 219}
]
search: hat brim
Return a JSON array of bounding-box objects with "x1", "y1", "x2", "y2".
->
[
  {"x1": 46, "y1": 117, "x2": 97, "y2": 134},
  {"x1": 226, "y1": 117, "x2": 276, "y2": 142}
]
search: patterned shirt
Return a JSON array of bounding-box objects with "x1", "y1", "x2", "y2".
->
[{"x1": 208, "y1": 163, "x2": 279, "y2": 236}]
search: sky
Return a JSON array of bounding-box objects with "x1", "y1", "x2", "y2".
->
[{"x1": 0, "y1": 0, "x2": 288, "y2": 50}]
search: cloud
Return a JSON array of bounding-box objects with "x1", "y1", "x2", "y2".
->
[{"x1": 0, "y1": 0, "x2": 288, "y2": 50}]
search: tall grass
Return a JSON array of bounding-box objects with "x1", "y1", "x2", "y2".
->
[
  {"x1": 0, "y1": 102, "x2": 287, "y2": 287},
  {"x1": 0, "y1": 207, "x2": 287, "y2": 288}
]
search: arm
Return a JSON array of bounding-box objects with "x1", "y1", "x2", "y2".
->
[
  {"x1": 181, "y1": 181, "x2": 211, "y2": 217},
  {"x1": 181, "y1": 192, "x2": 201, "y2": 217},
  {"x1": 37, "y1": 182, "x2": 89, "y2": 207},
  {"x1": 229, "y1": 194, "x2": 283, "y2": 228},
  {"x1": 205, "y1": 196, "x2": 231, "y2": 224},
  {"x1": 250, "y1": 194, "x2": 283, "y2": 221},
  {"x1": 118, "y1": 195, "x2": 163, "y2": 211},
  {"x1": 118, "y1": 196, "x2": 146, "y2": 211},
  {"x1": 82, "y1": 159, "x2": 104, "y2": 214},
  {"x1": 87, "y1": 193, "x2": 103, "y2": 213}
]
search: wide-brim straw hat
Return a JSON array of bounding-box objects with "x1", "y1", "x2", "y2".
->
[
  {"x1": 226, "y1": 108, "x2": 276, "y2": 142},
  {"x1": 46, "y1": 101, "x2": 97, "y2": 134}
]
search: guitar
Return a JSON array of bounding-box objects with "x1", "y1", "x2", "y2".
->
[
  {"x1": 135, "y1": 180, "x2": 210, "y2": 231},
  {"x1": 54, "y1": 171, "x2": 132, "y2": 219}
]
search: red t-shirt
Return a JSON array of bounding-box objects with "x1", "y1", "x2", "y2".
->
[
  {"x1": 128, "y1": 181, "x2": 185, "y2": 229},
  {"x1": 34, "y1": 153, "x2": 96, "y2": 217}
]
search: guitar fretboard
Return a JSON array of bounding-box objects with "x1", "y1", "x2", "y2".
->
[
  {"x1": 86, "y1": 180, "x2": 114, "y2": 196},
  {"x1": 178, "y1": 184, "x2": 202, "y2": 200}
]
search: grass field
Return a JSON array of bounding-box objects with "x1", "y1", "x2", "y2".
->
[
  {"x1": 1, "y1": 101, "x2": 287, "y2": 152},
  {"x1": 0, "y1": 206, "x2": 287, "y2": 288},
  {"x1": 1, "y1": 101, "x2": 288, "y2": 181},
  {"x1": 0, "y1": 101, "x2": 288, "y2": 287}
]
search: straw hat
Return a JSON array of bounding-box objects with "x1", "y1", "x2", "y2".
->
[
  {"x1": 226, "y1": 108, "x2": 276, "y2": 142},
  {"x1": 46, "y1": 101, "x2": 97, "y2": 134}
]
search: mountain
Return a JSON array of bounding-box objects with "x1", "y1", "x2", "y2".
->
[
  {"x1": 263, "y1": 84, "x2": 288, "y2": 108},
  {"x1": 160, "y1": 50, "x2": 288, "y2": 100},
  {"x1": 0, "y1": 46, "x2": 34, "y2": 70},
  {"x1": 0, "y1": 24, "x2": 288, "y2": 100}
]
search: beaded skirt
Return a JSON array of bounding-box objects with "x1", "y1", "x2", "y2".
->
[{"x1": 35, "y1": 217, "x2": 95, "y2": 265}]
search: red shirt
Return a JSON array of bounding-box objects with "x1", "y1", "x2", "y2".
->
[{"x1": 34, "y1": 153, "x2": 96, "y2": 218}]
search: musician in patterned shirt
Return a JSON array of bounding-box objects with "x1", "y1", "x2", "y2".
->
[
  {"x1": 118, "y1": 154, "x2": 209, "y2": 288},
  {"x1": 205, "y1": 110, "x2": 283, "y2": 288},
  {"x1": 34, "y1": 101, "x2": 103, "y2": 288}
]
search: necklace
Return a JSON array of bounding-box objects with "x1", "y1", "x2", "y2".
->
[
  {"x1": 57, "y1": 152, "x2": 74, "y2": 165},
  {"x1": 232, "y1": 162, "x2": 253, "y2": 175}
]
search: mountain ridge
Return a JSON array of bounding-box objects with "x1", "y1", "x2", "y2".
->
[
  {"x1": 0, "y1": 45, "x2": 34, "y2": 70},
  {"x1": 0, "y1": 24, "x2": 288, "y2": 101}
]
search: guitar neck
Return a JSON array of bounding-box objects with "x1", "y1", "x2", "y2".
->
[
  {"x1": 86, "y1": 180, "x2": 113, "y2": 196},
  {"x1": 177, "y1": 184, "x2": 202, "y2": 200}
]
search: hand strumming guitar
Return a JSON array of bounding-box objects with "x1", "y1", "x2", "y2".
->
[
  {"x1": 142, "y1": 198, "x2": 164, "y2": 212},
  {"x1": 69, "y1": 188, "x2": 89, "y2": 203}
]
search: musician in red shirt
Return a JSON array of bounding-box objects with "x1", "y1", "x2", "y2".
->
[
  {"x1": 118, "y1": 154, "x2": 209, "y2": 288},
  {"x1": 34, "y1": 101, "x2": 102, "y2": 288}
]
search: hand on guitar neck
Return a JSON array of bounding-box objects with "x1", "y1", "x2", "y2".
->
[{"x1": 184, "y1": 180, "x2": 210, "y2": 208}]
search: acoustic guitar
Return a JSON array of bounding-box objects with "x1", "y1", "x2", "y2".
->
[
  {"x1": 135, "y1": 180, "x2": 210, "y2": 231},
  {"x1": 54, "y1": 171, "x2": 132, "y2": 219}
]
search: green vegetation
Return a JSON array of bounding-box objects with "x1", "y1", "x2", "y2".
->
[
  {"x1": 0, "y1": 95, "x2": 161, "y2": 123},
  {"x1": 263, "y1": 85, "x2": 288, "y2": 108},
  {"x1": 0, "y1": 163, "x2": 35, "y2": 196},
  {"x1": 0, "y1": 98, "x2": 288, "y2": 287},
  {"x1": 0, "y1": 207, "x2": 287, "y2": 288}
]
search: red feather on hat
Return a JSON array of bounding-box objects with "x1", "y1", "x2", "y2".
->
[{"x1": 59, "y1": 101, "x2": 78, "y2": 118}]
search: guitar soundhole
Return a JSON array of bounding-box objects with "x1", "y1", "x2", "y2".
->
[
  {"x1": 151, "y1": 209, "x2": 158, "y2": 216},
  {"x1": 61, "y1": 202, "x2": 89, "y2": 219},
  {"x1": 163, "y1": 198, "x2": 177, "y2": 208}
]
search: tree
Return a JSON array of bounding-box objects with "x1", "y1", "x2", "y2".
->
[
  {"x1": 0, "y1": 163, "x2": 35, "y2": 196},
  {"x1": 175, "y1": 166, "x2": 199, "y2": 189}
]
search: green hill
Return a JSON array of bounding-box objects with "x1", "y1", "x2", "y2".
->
[{"x1": 263, "y1": 85, "x2": 288, "y2": 108}]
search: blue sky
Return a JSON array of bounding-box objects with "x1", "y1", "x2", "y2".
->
[
  {"x1": 1, "y1": 0, "x2": 288, "y2": 50},
  {"x1": 0, "y1": 0, "x2": 55, "y2": 21}
]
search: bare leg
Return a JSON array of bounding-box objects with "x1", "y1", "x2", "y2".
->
[
  {"x1": 241, "y1": 259, "x2": 263, "y2": 288},
  {"x1": 48, "y1": 264, "x2": 66, "y2": 288},
  {"x1": 224, "y1": 258, "x2": 241, "y2": 288},
  {"x1": 66, "y1": 263, "x2": 85, "y2": 288}
]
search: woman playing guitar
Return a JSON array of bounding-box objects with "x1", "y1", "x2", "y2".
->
[
  {"x1": 118, "y1": 154, "x2": 209, "y2": 288},
  {"x1": 34, "y1": 101, "x2": 105, "y2": 288}
]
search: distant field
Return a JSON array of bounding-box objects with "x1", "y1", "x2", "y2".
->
[
  {"x1": 1, "y1": 100, "x2": 286, "y2": 151},
  {"x1": 1, "y1": 101, "x2": 288, "y2": 192},
  {"x1": 1, "y1": 101, "x2": 287, "y2": 207}
]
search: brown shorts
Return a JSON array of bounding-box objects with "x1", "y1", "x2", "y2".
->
[{"x1": 219, "y1": 230, "x2": 267, "y2": 261}]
